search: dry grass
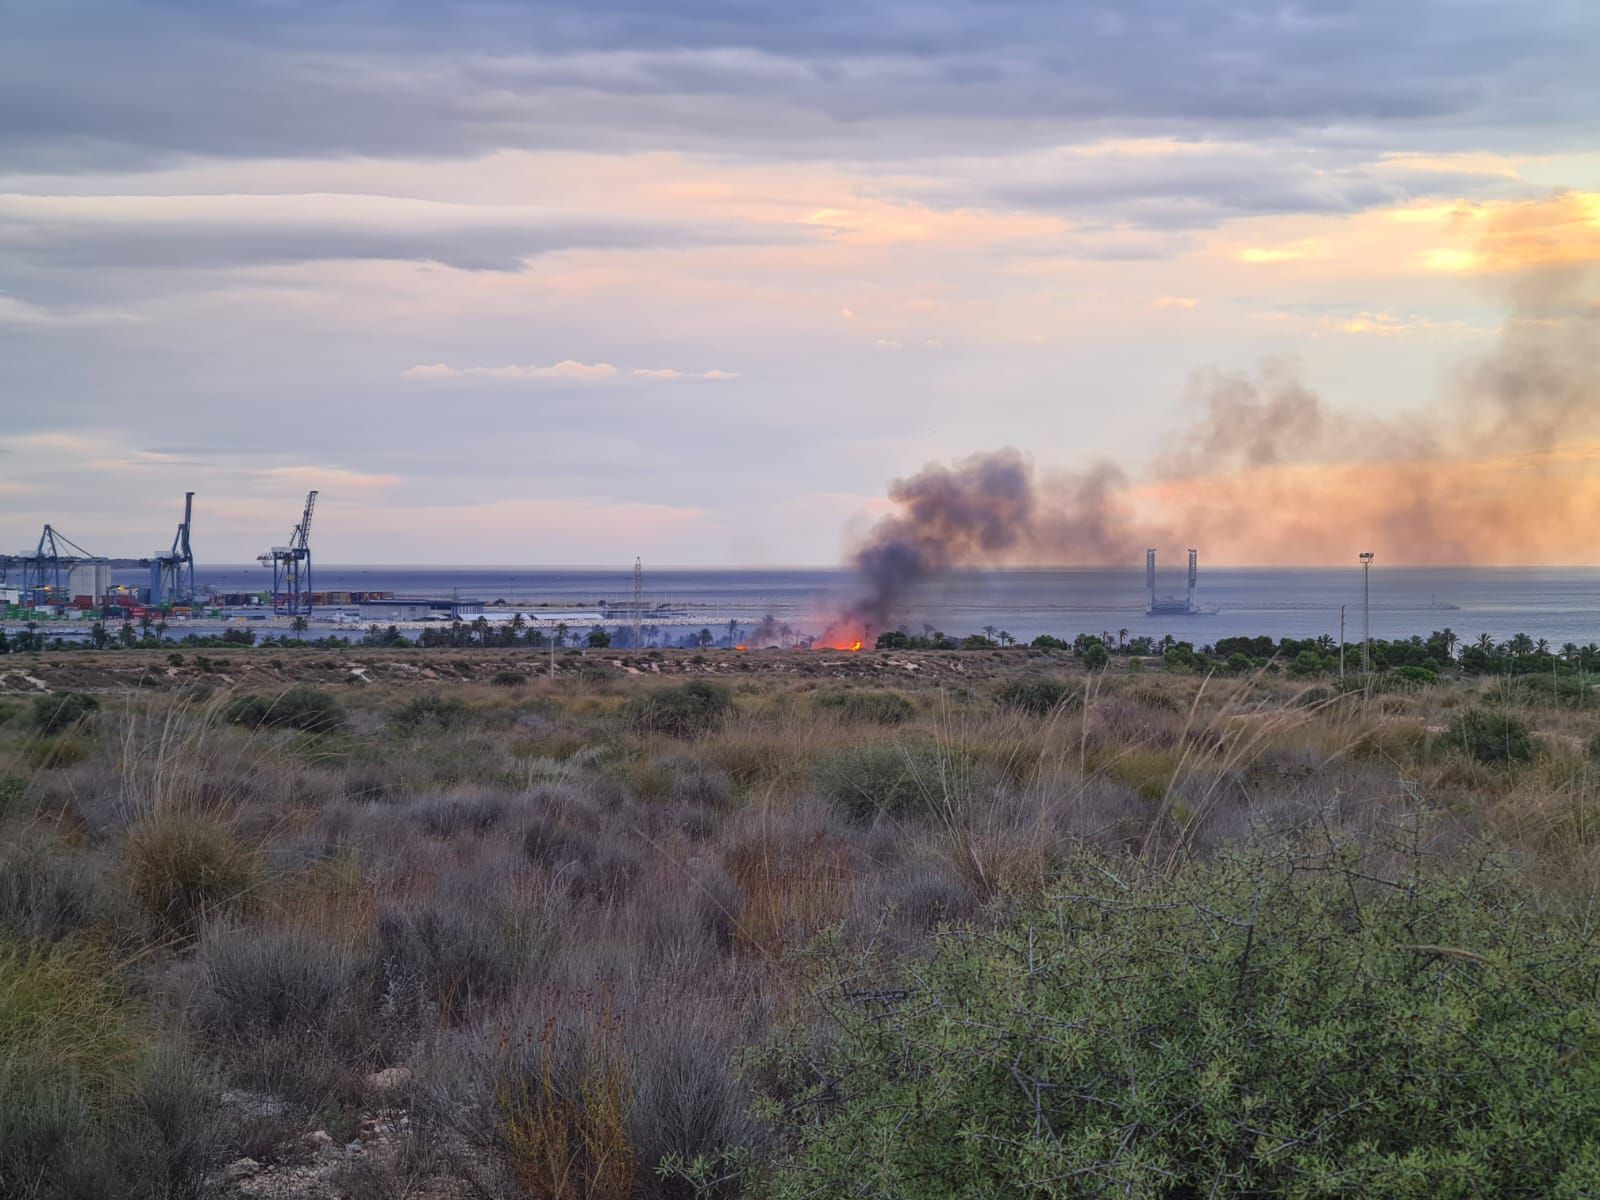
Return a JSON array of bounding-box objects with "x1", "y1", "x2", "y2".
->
[
  {"x1": 498, "y1": 1007, "x2": 635, "y2": 1200},
  {"x1": 4, "y1": 650, "x2": 1599, "y2": 1190}
]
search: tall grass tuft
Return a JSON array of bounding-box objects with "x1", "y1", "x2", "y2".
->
[{"x1": 124, "y1": 813, "x2": 262, "y2": 939}]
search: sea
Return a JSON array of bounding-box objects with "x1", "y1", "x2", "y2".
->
[{"x1": 172, "y1": 564, "x2": 1600, "y2": 647}]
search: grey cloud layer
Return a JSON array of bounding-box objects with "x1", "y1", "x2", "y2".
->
[
  {"x1": 0, "y1": 193, "x2": 782, "y2": 274},
  {"x1": 4, "y1": 1, "x2": 1597, "y2": 170}
]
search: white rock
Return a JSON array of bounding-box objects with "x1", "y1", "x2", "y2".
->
[
  {"x1": 366, "y1": 1065, "x2": 413, "y2": 1093},
  {"x1": 304, "y1": 1129, "x2": 334, "y2": 1153}
]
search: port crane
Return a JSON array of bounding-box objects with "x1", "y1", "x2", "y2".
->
[
  {"x1": 258, "y1": 490, "x2": 317, "y2": 616},
  {"x1": 149, "y1": 491, "x2": 195, "y2": 605},
  {"x1": 0, "y1": 493, "x2": 199, "y2": 606}
]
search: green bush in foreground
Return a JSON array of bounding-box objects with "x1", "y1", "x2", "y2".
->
[
  {"x1": 31, "y1": 691, "x2": 99, "y2": 735},
  {"x1": 624, "y1": 681, "x2": 733, "y2": 737},
  {"x1": 813, "y1": 741, "x2": 976, "y2": 822},
  {"x1": 766, "y1": 850, "x2": 1600, "y2": 1199},
  {"x1": 0, "y1": 940, "x2": 220, "y2": 1199},
  {"x1": 995, "y1": 676, "x2": 1079, "y2": 716},
  {"x1": 222, "y1": 686, "x2": 345, "y2": 733},
  {"x1": 1448, "y1": 707, "x2": 1536, "y2": 764},
  {"x1": 391, "y1": 694, "x2": 470, "y2": 733},
  {"x1": 812, "y1": 689, "x2": 915, "y2": 726}
]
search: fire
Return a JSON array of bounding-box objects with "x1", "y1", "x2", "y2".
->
[
  {"x1": 810, "y1": 615, "x2": 868, "y2": 652},
  {"x1": 735, "y1": 644, "x2": 747, "y2": 652},
  {"x1": 813, "y1": 636, "x2": 865, "y2": 652}
]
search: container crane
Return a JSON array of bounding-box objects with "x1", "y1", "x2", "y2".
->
[
  {"x1": 149, "y1": 492, "x2": 196, "y2": 605},
  {"x1": 257, "y1": 490, "x2": 317, "y2": 616},
  {"x1": 10, "y1": 525, "x2": 104, "y2": 605}
]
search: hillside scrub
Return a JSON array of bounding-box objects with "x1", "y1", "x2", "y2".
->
[
  {"x1": 1448, "y1": 707, "x2": 1537, "y2": 764},
  {"x1": 624, "y1": 681, "x2": 733, "y2": 737},
  {"x1": 1, "y1": 652, "x2": 1598, "y2": 1193},
  {"x1": 222, "y1": 686, "x2": 345, "y2": 733}
]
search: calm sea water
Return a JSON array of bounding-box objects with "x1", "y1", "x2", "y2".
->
[{"x1": 179, "y1": 564, "x2": 1600, "y2": 646}]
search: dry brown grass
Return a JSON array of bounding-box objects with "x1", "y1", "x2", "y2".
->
[
  {"x1": 498, "y1": 1008, "x2": 635, "y2": 1200},
  {"x1": 724, "y1": 823, "x2": 854, "y2": 958}
]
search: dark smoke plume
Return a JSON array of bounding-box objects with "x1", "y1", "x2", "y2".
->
[{"x1": 844, "y1": 261, "x2": 1598, "y2": 631}]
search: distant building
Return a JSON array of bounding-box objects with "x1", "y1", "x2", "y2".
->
[{"x1": 358, "y1": 599, "x2": 453, "y2": 622}]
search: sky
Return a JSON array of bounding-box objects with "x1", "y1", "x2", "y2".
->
[{"x1": 1, "y1": 0, "x2": 1597, "y2": 567}]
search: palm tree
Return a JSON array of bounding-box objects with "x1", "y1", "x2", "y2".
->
[
  {"x1": 471, "y1": 616, "x2": 491, "y2": 645},
  {"x1": 1508, "y1": 633, "x2": 1535, "y2": 657},
  {"x1": 1117, "y1": 628, "x2": 1128, "y2": 650},
  {"x1": 1441, "y1": 627, "x2": 1458, "y2": 659},
  {"x1": 1561, "y1": 643, "x2": 1579, "y2": 663},
  {"x1": 1536, "y1": 638, "x2": 1550, "y2": 657},
  {"x1": 1476, "y1": 633, "x2": 1495, "y2": 653},
  {"x1": 290, "y1": 615, "x2": 308, "y2": 634},
  {"x1": 155, "y1": 619, "x2": 168, "y2": 641},
  {"x1": 554, "y1": 622, "x2": 569, "y2": 648},
  {"x1": 998, "y1": 630, "x2": 1013, "y2": 647}
]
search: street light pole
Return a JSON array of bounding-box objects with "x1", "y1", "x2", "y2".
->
[{"x1": 1359, "y1": 552, "x2": 1375, "y2": 673}]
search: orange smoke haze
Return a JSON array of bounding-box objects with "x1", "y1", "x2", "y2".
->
[{"x1": 846, "y1": 210, "x2": 1597, "y2": 593}]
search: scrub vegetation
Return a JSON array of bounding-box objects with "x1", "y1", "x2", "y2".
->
[{"x1": 2, "y1": 645, "x2": 1599, "y2": 1196}]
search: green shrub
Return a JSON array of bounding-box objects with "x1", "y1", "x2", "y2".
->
[
  {"x1": 994, "y1": 677, "x2": 1079, "y2": 716},
  {"x1": 1447, "y1": 707, "x2": 1536, "y2": 764},
  {"x1": 491, "y1": 670, "x2": 529, "y2": 688},
  {"x1": 0, "y1": 777, "x2": 29, "y2": 819},
  {"x1": 390, "y1": 695, "x2": 470, "y2": 733},
  {"x1": 813, "y1": 690, "x2": 915, "y2": 725},
  {"x1": 223, "y1": 686, "x2": 345, "y2": 733},
  {"x1": 124, "y1": 815, "x2": 261, "y2": 939},
  {"x1": 1517, "y1": 674, "x2": 1598, "y2": 710},
  {"x1": 27, "y1": 737, "x2": 90, "y2": 770},
  {"x1": 0, "y1": 837, "x2": 113, "y2": 942},
  {"x1": 1081, "y1": 642, "x2": 1110, "y2": 671},
  {"x1": 624, "y1": 681, "x2": 733, "y2": 737},
  {"x1": 0, "y1": 700, "x2": 20, "y2": 726},
  {"x1": 1390, "y1": 664, "x2": 1440, "y2": 687},
  {"x1": 0, "y1": 940, "x2": 220, "y2": 1199},
  {"x1": 813, "y1": 741, "x2": 972, "y2": 822},
  {"x1": 766, "y1": 851, "x2": 1600, "y2": 1198},
  {"x1": 0, "y1": 939, "x2": 137, "y2": 1196},
  {"x1": 31, "y1": 691, "x2": 99, "y2": 735}
]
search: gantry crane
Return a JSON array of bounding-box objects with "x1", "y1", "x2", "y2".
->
[
  {"x1": 0, "y1": 493, "x2": 200, "y2": 610},
  {"x1": 257, "y1": 490, "x2": 317, "y2": 616},
  {"x1": 149, "y1": 492, "x2": 196, "y2": 605}
]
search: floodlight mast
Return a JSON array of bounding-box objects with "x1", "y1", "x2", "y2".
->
[{"x1": 1359, "y1": 552, "x2": 1375, "y2": 673}]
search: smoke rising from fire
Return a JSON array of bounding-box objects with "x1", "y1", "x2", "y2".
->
[{"x1": 844, "y1": 265, "x2": 1599, "y2": 632}]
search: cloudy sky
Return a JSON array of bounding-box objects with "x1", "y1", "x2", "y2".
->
[{"x1": 2, "y1": 0, "x2": 1597, "y2": 565}]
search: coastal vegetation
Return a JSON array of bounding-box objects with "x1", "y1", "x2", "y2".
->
[{"x1": 2, "y1": 647, "x2": 1599, "y2": 1196}]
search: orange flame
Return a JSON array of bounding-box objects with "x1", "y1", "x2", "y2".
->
[
  {"x1": 813, "y1": 637, "x2": 865, "y2": 652},
  {"x1": 735, "y1": 644, "x2": 747, "y2": 652}
]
